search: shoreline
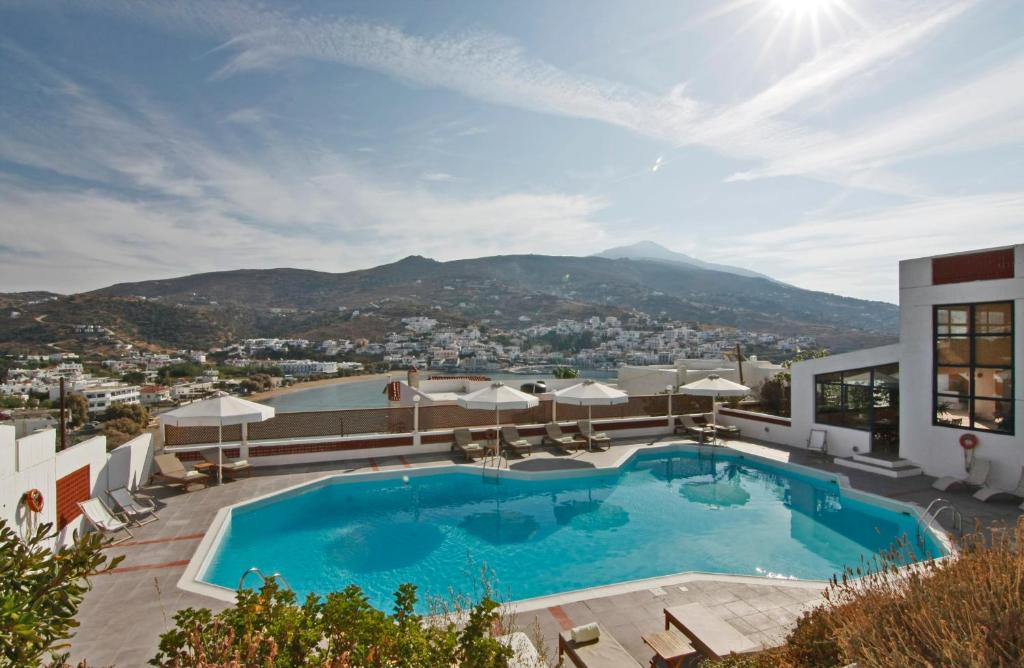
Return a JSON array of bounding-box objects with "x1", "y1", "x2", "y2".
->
[{"x1": 248, "y1": 372, "x2": 392, "y2": 402}]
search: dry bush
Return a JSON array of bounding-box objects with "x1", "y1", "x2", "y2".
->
[{"x1": 709, "y1": 519, "x2": 1024, "y2": 668}]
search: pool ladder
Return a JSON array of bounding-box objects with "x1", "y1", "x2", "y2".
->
[
  {"x1": 916, "y1": 498, "x2": 964, "y2": 548},
  {"x1": 239, "y1": 567, "x2": 294, "y2": 592},
  {"x1": 482, "y1": 447, "x2": 507, "y2": 482}
]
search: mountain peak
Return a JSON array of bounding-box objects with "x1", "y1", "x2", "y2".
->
[{"x1": 594, "y1": 240, "x2": 778, "y2": 283}]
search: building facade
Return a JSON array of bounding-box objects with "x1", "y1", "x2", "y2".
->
[{"x1": 785, "y1": 245, "x2": 1021, "y2": 488}]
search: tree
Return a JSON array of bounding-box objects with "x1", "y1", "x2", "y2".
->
[
  {"x1": 121, "y1": 371, "x2": 147, "y2": 385},
  {"x1": 552, "y1": 366, "x2": 580, "y2": 379},
  {"x1": 68, "y1": 394, "x2": 89, "y2": 428},
  {"x1": 151, "y1": 580, "x2": 511, "y2": 668},
  {"x1": 0, "y1": 520, "x2": 122, "y2": 666},
  {"x1": 98, "y1": 403, "x2": 148, "y2": 425}
]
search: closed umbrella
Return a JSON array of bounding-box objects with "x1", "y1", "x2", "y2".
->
[
  {"x1": 679, "y1": 374, "x2": 749, "y2": 444},
  {"x1": 159, "y1": 394, "x2": 275, "y2": 483},
  {"x1": 554, "y1": 380, "x2": 628, "y2": 449},
  {"x1": 457, "y1": 382, "x2": 539, "y2": 455}
]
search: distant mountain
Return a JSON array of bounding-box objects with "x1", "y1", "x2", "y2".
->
[
  {"x1": 595, "y1": 241, "x2": 778, "y2": 282},
  {"x1": 0, "y1": 253, "x2": 899, "y2": 354}
]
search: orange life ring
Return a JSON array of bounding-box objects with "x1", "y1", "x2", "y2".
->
[
  {"x1": 23, "y1": 488, "x2": 44, "y2": 513},
  {"x1": 959, "y1": 433, "x2": 979, "y2": 450}
]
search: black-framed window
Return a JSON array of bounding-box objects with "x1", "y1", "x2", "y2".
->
[
  {"x1": 815, "y1": 363, "x2": 899, "y2": 431},
  {"x1": 934, "y1": 302, "x2": 1014, "y2": 435}
]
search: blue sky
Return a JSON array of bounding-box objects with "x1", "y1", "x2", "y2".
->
[{"x1": 0, "y1": 0, "x2": 1021, "y2": 302}]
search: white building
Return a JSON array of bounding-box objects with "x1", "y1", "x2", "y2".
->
[
  {"x1": 76, "y1": 383, "x2": 141, "y2": 414},
  {"x1": 279, "y1": 360, "x2": 338, "y2": 377},
  {"x1": 779, "y1": 244, "x2": 1021, "y2": 487},
  {"x1": 617, "y1": 356, "x2": 784, "y2": 397}
]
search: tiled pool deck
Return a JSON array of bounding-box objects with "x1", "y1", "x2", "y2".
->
[{"x1": 68, "y1": 437, "x2": 1023, "y2": 666}]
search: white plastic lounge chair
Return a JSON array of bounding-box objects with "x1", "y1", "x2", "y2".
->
[
  {"x1": 500, "y1": 426, "x2": 532, "y2": 457},
  {"x1": 932, "y1": 457, "x2": 991, "y2": 492},
  {"x1": 108, "y1": 487, "x2": 158, "y2": 526},
  {"x1": 452, "y1": 428, "x2": 487, "y2": 461},
  {"x1": 577, "y1": 420, "x2": 611, "y2": 451},
  {"x1": 559, "y1": 623, "x2": 643, "y2": 668},
  {"x1": 153, "y1": 453, "x2": 210, "y2": 489},
  {"x1": 973, "y1": 467, "x2": 1024, "y2": 502},
  {"x1": 543, "y1": 422, "x2": 584, "y2": 454},
  {"x1": 807, "y1": 429, "x2": 828, "y2": 459},
  {"x1": 78, "y1": 498, "x2": 133, "y2": 544},
  {"x1": 200, "y1": 449, "x2": 252, "y2": 479}
]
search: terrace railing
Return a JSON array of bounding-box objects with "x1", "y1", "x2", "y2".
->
[{"x1": 162, "y1": 393, "x2": 711, "y2": 447}]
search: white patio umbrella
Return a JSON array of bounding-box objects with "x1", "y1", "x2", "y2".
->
[
  {"x1": 679, "y1": 374, "x2": 749, "y2": 444},
  {"x1": 457, "y1": 382, "x2": 539, "y2": 454},
  {"x1": 159, "y1": 394, "x2": 275, "y2": 483},
  {"x1": 554, "y1": 380, "x2": 628, "y2": 449}
]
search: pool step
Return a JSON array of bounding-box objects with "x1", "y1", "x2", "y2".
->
[{"x1": 835, "y1": 455, "x2": 923, "y2": 478}]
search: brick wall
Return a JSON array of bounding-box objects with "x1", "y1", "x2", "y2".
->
[{"x1": 55, "y1": 465, "x2": 90, "y2": 529}]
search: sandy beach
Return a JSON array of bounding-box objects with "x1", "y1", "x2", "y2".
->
[{"x1": 247, "y1": 372, "x2": 392, "y2": 402}]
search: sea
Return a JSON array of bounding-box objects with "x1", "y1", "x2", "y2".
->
[{"x1": 259, "y1": 370, "x2": 617, "y2": 412}]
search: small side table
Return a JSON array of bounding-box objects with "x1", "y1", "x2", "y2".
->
[{"x1": 642, "y1": 630, "x2": 697, "y2": 668}]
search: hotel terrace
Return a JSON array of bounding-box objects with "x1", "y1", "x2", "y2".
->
[{"x1": 2, "y1": 244, "x2": 1021, "y2": 667}]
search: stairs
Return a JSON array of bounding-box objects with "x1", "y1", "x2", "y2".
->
[{"x1": 835, "y1": 453, "x2": 923, "y2": 478}]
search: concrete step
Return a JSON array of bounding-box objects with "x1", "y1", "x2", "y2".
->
[
  {"x1": 851, "y1": 453, "x2": 917, "y2": 469},
  {"x1": 835, "y1": 457, "x2": 923, "y2": 478}
]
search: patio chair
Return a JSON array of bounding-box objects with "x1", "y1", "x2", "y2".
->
[
  {"x1": 676, "y1": 415, "x2": 714, "y2": 443},
  {"x1": 78, "y1": 498, "x2": 133, "y2": 544},
  {"x1": 108, "y1": 487, "x2": 158, "y2": 526},
  {"x1": 577, "y1": 420, "x2": 611, "y2": 451},
  {"x1": 973, "y1": 467, "x2": 1024, "y2": 502},
  {"x1": 452, "y1": 428, "x2": 486, "y2": 462},
  {"x1": 153, "y1": 453, "x2": 210, "y2": 490},
  {"x1": 543, "y1": 422, "x2": 584, "y2": 454},
  {"x1": 664, "y1": 603, "x2": 758, "y2": 660},
  {"x1": 806, "y1": 429, "x2": 828, "y2": 459},
  {"x1": 200, "y1": 449, "x2": 252, "y2": 479},
  {"x1": 932, "y1": 457, "x2": 991, "y2": 492},
  {"x1": 558, "y1": 623, "x2": 643, "y2": 668},
  {"x1": 714, "y1": 423, "x2": 741, "y2": 440},
  {"x1": 500, "y1": 426, "x2": 532, "y2": 457}
]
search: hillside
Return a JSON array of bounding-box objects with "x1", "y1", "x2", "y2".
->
[
  {"x1": 0, "y1": 254, "x2": 898, "y2": 354},
  {"x1": 594, "y1": 241, "x2": 778, "y2": 282}
]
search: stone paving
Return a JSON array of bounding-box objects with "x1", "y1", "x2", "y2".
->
[{"x1": 67, "y1": 436, "x2": 1024, "y2": 667}]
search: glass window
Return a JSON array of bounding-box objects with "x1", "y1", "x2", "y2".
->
[
  {"x1": 815, "y1": 364, "x2": 900, "y2": 431},
  {"x1": 934, "y1": 302, "x2": 1014, "y2": 435}
]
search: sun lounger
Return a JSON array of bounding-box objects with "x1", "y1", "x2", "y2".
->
[
  {"x1": 78, "y1": 498, "x2": 133, "y2": 544},
  {"x1": 108, "y1": 487, "x2": 158, "y2": 526},
  {"x1": 576, "y1": 420, "x2": 611, "y2": 451},
  {"x1": 676, "y1": 415, "x2": 714, "y2": 443},
  {"x1": 714, "y1": 423, "x2": 740, "y2": 439},
  {"x1": 543, "y1": 422, "x2": 584, "y2": 454},
  {"x1": 559, "y1": 623, "x2": 643, "y2": 668},
  {"x1": 201, "y1": 449, "x2": 253, "y2": 479},
  {"x1": 500, "y1": 426, "x2": 532, "y2": 457},
  {"x1": 153, "y1": 453, "x2": 210, "y2": 490},
  {"x1": 452, "y1": 428, "x2": 487, "y2": 461},
  {"x1": 973, "y1": 467, "x2": 1024, "y2": 502},
  {"x1": 664, "y1": 603, "x2": 758, "y2": 660},
  {"x1": 807, "y1": 429, "x2": 828, "y2": 459},
  {"x1": 932, "y1": 457, "x2": 991, "y2": 492}
]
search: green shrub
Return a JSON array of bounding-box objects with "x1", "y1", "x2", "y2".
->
[
  {"x1": 151, "y1": 580, "x2": 512, "y2": 668},
  {"x1": 0, "y1": 520, "x2": 122, "y2": 666}
]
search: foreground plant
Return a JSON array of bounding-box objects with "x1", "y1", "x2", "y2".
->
[
  {"x1": 0, "y1": 519, "x2": 122, "y2": 667},
  {"x1": 151, "y1": 580, "x2": 512, "y2": 667},
  {"x1": 708, "y1": 519, "x2": 1024, "y2": 668}
]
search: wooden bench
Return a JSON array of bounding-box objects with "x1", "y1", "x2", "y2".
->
[{"x1": 664, "y1": 603, "x2": 758, "y2": 660}]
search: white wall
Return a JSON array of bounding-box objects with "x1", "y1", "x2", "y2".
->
[
  {"x1": 53, "y1": 436, "x2": 108, "y2": 546},
  {"x1": 107, "y1": 433, "x2": 155, "y2": 491},
  {"x1": 897, "y1": 246, "x2": 1023, "y2": 489},
  {"x1": 789, "y1": 344, "x2": 900, "y2": 458},
  {"x1": 714, "y1": 406, "x2": 794, "y2": 446}
]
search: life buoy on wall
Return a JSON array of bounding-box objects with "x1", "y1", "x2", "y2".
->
[
  {"x1": 23, "y1": 488, "x2": 44, "y2": 513},
  {"x1": 959, "y1": 433, "x2": 979, "y2": 450}
]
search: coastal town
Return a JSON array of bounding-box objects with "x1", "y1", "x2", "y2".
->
[{"x1": 0, "y1": 313, "x2": 815, "y2": 420}]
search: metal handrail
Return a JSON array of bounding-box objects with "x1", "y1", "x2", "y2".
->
[
  {"x1": 916, "y1": 498, "x2": 963, "y2": 547},
  {"x1": 239, "y1": 567, "x2": 293, "y2": 592}
]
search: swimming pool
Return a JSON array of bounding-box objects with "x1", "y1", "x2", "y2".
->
[{"x1": 199, "y1": 448, "x2": 946, "y2": 610}]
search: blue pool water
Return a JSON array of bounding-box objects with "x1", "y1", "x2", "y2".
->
[{"x1": 203, "y1": 451, "x2": 944, "y2": 610}]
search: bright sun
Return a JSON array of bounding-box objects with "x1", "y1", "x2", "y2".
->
[{"x1": 770, "y1": 0, "x2": 840, "y2": 18}]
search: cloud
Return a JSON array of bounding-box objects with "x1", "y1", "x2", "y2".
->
[
  {"x1": 709, "y1": 192, "x2": 1024, "y2": 302},
  {"x1": 420, "y1": 171, "x2": 459, "y2": 182}
]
